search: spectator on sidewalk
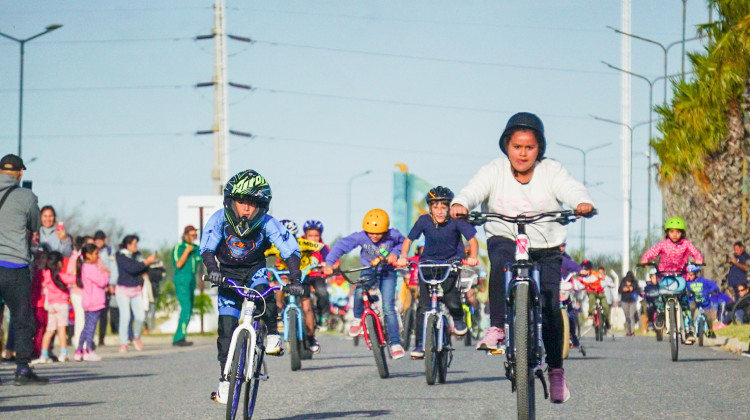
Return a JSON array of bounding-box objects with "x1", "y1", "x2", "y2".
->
[
  {"x1": 618, "y1": 271, "x2": 639, "y2": 336},
  {"x1": 728, "y1": 242, "x2": 749, "y2": 297},
  {"x1": 0, "y1": 154, "x2": 48, "y2": 384},
  {"x1": 38, "y1": 205, "x2": 73, "y2": 258},
  {"x1": 730, "y1": 284, "x2": 749, "y2": 324},
  {"x1": 171, "y1": 225, "x2": 201, "y2": 347},
  {"x1": 94, "y1": 230, "x2": 118, "y2": 346},
  {"x1": 115, "y1": 235, "x2": 156, "y2": 353}
]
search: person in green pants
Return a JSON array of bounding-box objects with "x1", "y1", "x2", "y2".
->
[{"x1": 172, "y1": 225, "x2": 202, "y2": 346}]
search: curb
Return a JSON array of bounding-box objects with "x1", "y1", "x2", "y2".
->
[{"x1": 705, "y1": 335, "x2": 749, "y2": 355}]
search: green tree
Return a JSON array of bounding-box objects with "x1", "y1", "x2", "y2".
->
[
  {"x1": 193, "y1": 292, "x2": 214, "y2": 334},
  {"x1": 654, "y1": 0, "x2": 750, "y2": 281}
]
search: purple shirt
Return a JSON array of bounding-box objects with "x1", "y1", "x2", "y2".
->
[{"x1": 325, "y1": 229, "x2": 405, "y2": 268}]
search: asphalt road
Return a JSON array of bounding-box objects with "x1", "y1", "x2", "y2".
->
[{"x1": 1, "y1": 331, "x2": 748, "y2": 419}]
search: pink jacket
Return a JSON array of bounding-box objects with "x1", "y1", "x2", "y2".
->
[
  {"x1": 80, "y1": 263, "x2": 110, "y2": 311},
  {"x1": 42, "y1": 270, "x2": 77, "y2": 305},
  {"x1": 641, "y1": 238, "x2": 703, "y2": 273}
]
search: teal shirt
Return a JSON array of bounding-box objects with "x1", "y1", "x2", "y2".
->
[{"x1": 172, "y1": 241, "x2": 202, "y2": 279}]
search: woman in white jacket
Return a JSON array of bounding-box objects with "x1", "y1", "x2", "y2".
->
[{"x1": 450, "y1": 112, "x2": 594, "y2": 404}]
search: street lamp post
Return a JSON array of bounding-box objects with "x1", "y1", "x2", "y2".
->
[
  {"x1": 591, "y1": 116, "x2": 650, "y2": 276},
  {"x1": 347, "y1": 170, "x2": 372, "y2": 233},
  {"x1": 602, "y1": 61, "x2": 684, "y2": 248},
  {"x1": 558, "y1": 142, "x2": 611, "y2": 259},
  {"x1": 0, "y1": 24, "x2": 63, "y2": 157}
]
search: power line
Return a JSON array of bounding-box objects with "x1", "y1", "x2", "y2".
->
[{"x1": 253, "y1": 39, "x2": 614, "y2": 75}]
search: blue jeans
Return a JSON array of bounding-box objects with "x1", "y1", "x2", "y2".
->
[
  {"x1": 353, "y1": 269, "x2": 400, "y2": 346},
  {"x1": 116, "y1": 294, "x2": 144, "y2": 345}
]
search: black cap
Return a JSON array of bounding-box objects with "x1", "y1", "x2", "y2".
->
[
  {"x1": 94, "y1": 230, "x2": 107, "y2": 240},
  {"x1": 0, "y1": 154, "x2": 26, "y2": 171}
]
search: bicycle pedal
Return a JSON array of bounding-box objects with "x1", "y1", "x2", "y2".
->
[
  {"x1": 267, "y1": 349, "x2": 285, "y2": 357},
  {"x1": 257, "y1": 374, "x2": 269, "y2": 381},
  {"x1": 535, "y1": 369, "x2": 549, "y2": 400},
  {"x1": 210, "y1": 391, "x2": 217, "y2": 401}
]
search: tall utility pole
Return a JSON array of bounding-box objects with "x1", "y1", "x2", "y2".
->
[
  {"x1": 212, "y1": 0, "x2": 229, "y2": 194},
  {"x1": 620, "y1": 0, "x2": 632, "y2": 277}
]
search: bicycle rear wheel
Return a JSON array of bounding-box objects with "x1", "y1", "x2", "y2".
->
[
  {"x1": 561, "y1": 308, "x2": 570, "y2": 360},
  {"x1": 287, "y1": 309, "x2": 301, "y2": 371},
  {"x1": 424, "y1": 314, "x2": 438, "y2": 385},
  {"x1": 226, "y1": 329, "x2": 249, "y2": 420},
  {"x1": 667, "y1": 300, "x2": 679, "y2": 362},
  {"x1": 365, "y1": 315, "x2": 389, "y2": 379},
  {"x1": 244, "y1": 325, "x2": 266, "y2": 420},
  {"x1": 514, "y1": 282, "x2": 535, "y2": 420}
]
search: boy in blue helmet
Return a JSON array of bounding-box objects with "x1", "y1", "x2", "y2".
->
[
  {"x1": 201, "y1": 169, "x2": 304, "y2": 404},
  {"x1": 685, "y1": 263, "x2": 719, "y2": 339}
]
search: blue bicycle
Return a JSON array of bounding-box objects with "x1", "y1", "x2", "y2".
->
[{"x1": 268, "y1": 266, "x2": 319, "y2": 371}]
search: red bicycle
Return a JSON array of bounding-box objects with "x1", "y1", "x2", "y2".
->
[{"x1": 336, "y1": 265, "x2": 390, "y2": 379}]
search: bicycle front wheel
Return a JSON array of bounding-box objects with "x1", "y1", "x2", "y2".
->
[
  {"x1": 287, "y1": 309, "x2": 301, "y2": 371},
  {"x1": 438, "y1": 316, "x2": 450, "y2": 384},
  {"x1": 365, "y1": 315, "x2": 389, "y2": 379},
  {"x1": 424, "y1": 314, "x2": 439, "y2": 385},
  {"x1": 697, "y1": 316, "x2": 705, "y2": 347},
  {"x1": 401, "y1": 307, "x2": 415, "y2": 351},
  {"x1": 514, "y1": 282, "x2": 535, "y2": 420},
  {"x1": 561, "y1": 308, "x2": 570, "y2": 360},
  {"x1": 226, "y1": 329, "x2": 249, "y2": 420},
  {"x1": 244, "y1": 325, "x2": 266, "y2": 420},
  {"x1": 667, "y1": 300, "x2": 679, "y2": 362}
]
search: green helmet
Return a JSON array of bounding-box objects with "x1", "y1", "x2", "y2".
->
[{"x1": 664, "y1": 216, "x2": 686, "y2": 232}]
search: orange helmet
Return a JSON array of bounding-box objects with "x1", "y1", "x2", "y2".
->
[{"x1": 362, "y1": 209, "x2": 389, "y2": 234}]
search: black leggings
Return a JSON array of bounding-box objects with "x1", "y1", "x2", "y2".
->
[
  {"x1": 414, "y1": 272, "x2": 463, "y2": 347},
  {"x1": 487, "y1": 236, "x2": 564, "y2": 369},
  {"x1": 309, "y1": 276, "x2": 330, "y2": 320}
]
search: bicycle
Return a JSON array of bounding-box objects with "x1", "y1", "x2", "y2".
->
[
  {"x1": 417, "y1": 259, "x2": 462, "y2": 385},
  {"x1": 694, "y1": 304, "x2": 709, "y2": 347},
  {"x1": 400, "y1": 262, "x2": 419, "y2": 352},
  {"x1": 642, "y1": 262, "x2": 693, "y2": 361},
  {"x1": 205, "y1": 276, "x2": 300, "y2": 420},
  {"x1": 466, "y1": 209, "x2": 593, "y2": 420},
  {"x1": 459, "y1": 266, "x2": 481, "y2": 347},
  {"x1": 559, "y1": 274, "x2": 585, "y2": 359},
  {"x1": 268, "y1": 266, "x2": 319, "y2": 371},
  {"x1": 336, "y1": 264, "x2": 392, "y2": 379},
  {"x1": 592, "y1": 296, "x2": 607, "y2": 342}
]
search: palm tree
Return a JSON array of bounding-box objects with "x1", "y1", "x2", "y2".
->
[{"x1": 653, "y1": 0, "x2": 749, "y2": 283}]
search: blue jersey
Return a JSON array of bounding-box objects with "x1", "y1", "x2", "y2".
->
[
  {"x1": 407, "y1": 215, "x2": 476, "y2": 262},
  {"x1": 201, "y1": 210, "x2": 301, "y2": 281}
]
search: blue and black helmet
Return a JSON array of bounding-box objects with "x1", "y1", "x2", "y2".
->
[
  {"x1": 426, "y1": 186, "x2": 454, "y2": 204},
  {"x1": 223, "y1": 170, "x2": 272, "y2": 237},
  {"x1": 303, "y1": 219, "x2": 324, "y2": 234}
]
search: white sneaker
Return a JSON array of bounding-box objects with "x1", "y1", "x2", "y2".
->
[
  {"x1": 30, "y1": 356, "x2": 52, "y2": 365},
  {"x1": 214, "y1": 380, "x2": 229, "y2": 405},
  {"x1": 266, "y1": 334, "x2": 282, "y2": 355},
  {"x1": 58, "y1": 354, "x2": 68, "y2": 363},
  {"x1": 348, "y1": 318, "x2": 362, "y2": 337}
]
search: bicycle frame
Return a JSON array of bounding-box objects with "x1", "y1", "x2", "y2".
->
[
  {"x1": 417, "y1": 262, "x2": 460, "y2": 354},
  {"x1": 268, "y1": 266, "x2": 319, "y2": 343},
  {"x1": 339, "y1": 266, "x2": 388, "y2": 349}
]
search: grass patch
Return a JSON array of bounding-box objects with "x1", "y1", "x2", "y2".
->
[{"x1": 714, "y1": 324, "x2": 750, "y2": 343}]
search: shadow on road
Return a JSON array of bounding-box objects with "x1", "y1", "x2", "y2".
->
[
  {"x1": 301, "y1": 363, "x2": 368, "y2": 371},
  {"x1": 274, "y1": 409, "x2": 391, "y2": 419},
  {"x1": 448, "y1": 375, "x2": 505, "y2": 384},
  {"x1": 46, "y1": 372, "x2": 155, "y2": 384},
  {"x1": 0, "y1": 401, "x2": 101, "y2": 412},
  {"x1": 310, "y1": 355, "x2": 373, "y2": 361},
  {"x1": 676, "y1": 357, "x2": 742, "y2": 363}
]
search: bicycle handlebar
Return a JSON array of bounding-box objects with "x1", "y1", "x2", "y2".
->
[
  {"x1": 463, "y1": 209, "x2": 597, "y2": 227},
  {"x1": 201, "y1": 275, "x2": 288, "y2": 299},
  {"x1": 267, "y1": 265, "x2": 322, "y2": 286},
  {"x1": 417, "y1": 260, "x2": 463, "y2": 284}
]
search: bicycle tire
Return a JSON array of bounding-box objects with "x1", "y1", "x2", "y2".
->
[
  {"x1": 438, "y1": 316, "x2": 450, "y2": 384},
  {"x1": 226, "y1": 329, "x2": 249, "y2": 420},
  {"x1": 655, "y1": 328, "x2": 663, "y2": 342},
  {"x1": 667, "y1": 300, "x2": 679, "y2": 362},
  {"x1": 244, "y1": 324, "x2": 266, "y2": 420},
  {"x1": 594, "y1": 308, "x2": 603, "y2": 342},
  {"x1": 365, "y1": 315, "x2": 389, "y2": 379},
  {"x1": 463, "y1": 306, "x2": 473, "y2": 346},
  {"x1": 514, "y1": 282, "x2": 534, "y2": 420},
  {"x1": 424, "y1": 314, "x2": 438, "y2": 385},
  {"x1": 561, "y1": 308, "x2": 570, "y2": 360},
  {"x1": 731, "y1": 294, "x2": 750, "y2": 325},
  {"x1": 697, "y1": 316, "x2": 705, "y2": 347},
  {"x1": 401, "y1": 307, "x2": 414, "y2": 351},
  {"x1": 287, "y1": 309, "x2": 301, "y2": 371}
]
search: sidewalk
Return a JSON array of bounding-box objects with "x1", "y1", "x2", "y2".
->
[{"x1": 93, "y1": 333, "x2": 216, "y2": 359}]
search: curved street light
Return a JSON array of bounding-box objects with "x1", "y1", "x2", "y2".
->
[{"x1": 0, "y1": 24, "x2": 63, "y2": 157}]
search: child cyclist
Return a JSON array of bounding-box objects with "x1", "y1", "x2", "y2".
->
[
  {"x1": 579, "y1": 260, "x2": 611, "y2": 330},
  {"x1": 685, "y1": 263, "x2": 719, "y2": 338},
  {"x1": 450, "y1": 112, "x2": 595, "y2": 404},
  {"x1": 200, "y1": 170, "x2": 305, "y2": 405},
  {"x1": 301, "y1": 220, "x2": 331, "y2": 335},
  {"x1": 322, "y1": 209, "x2": 407, "y2": 359},
  {"x1": 396, "y1": 186, "x2": 478, "y2": 359}
]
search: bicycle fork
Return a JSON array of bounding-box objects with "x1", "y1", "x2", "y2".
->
[{"x1": 223, "y1": 303, "x2": 260, "y2": 383}]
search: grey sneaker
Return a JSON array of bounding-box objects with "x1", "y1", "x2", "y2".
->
[
  {"x1": 14, "y1": 369, "x2": 49, "y2": 386},
  {"x1": 548, "y1": 368, "x2": 570, "y2": 403}
]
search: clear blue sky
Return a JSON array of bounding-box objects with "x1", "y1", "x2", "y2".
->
[{"x1": 0, "y1": 1, "x2": 712, "y2": 254}]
